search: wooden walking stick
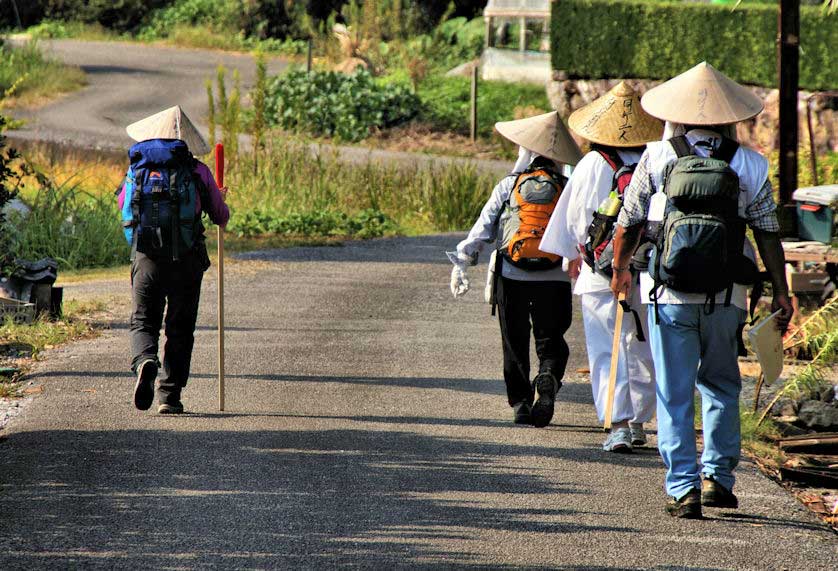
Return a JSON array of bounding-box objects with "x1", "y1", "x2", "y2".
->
[
  {"x1": 214, "y1": 143, "x2": 226, "y2": 412},
  {"x1": 604, "y1": 291, "x2": 627, "y2": 430}
]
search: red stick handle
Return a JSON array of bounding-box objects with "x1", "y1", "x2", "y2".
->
[{"x1": 214, "y1": 143, "x2": 224, "y2": 188}]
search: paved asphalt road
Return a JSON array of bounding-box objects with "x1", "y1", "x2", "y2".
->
[
  {"x1": 6, "y1": 39, "x2": 510, "y2": 174},
  {"x1": 1, "y1": 235, "x2": 836, "y2": 569}
]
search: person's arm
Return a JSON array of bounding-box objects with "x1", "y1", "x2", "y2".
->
[
  {"x1": 196, "y1": 163, "x2": 230, "y2": 227},
  {"x1": 746, "y1": 179, "x2": 793, "y2": 332},
  {"x1": 610, "y1": 153, "x2": 653, "y2": 298},
  {"x1": 455, "y1": 176, "x2": 513, "y2": 263}
]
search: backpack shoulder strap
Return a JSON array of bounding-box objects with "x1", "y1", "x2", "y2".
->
[
  {"x1": 670, "y1": 136, "x2": 692, "y2": 158},
  {"x1": 713, "y1": 137, "x2": 740, "y2": 164}
]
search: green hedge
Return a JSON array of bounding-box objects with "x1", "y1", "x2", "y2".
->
[{"x1": 551, "y1": 0, "x2": 837, "y2": 90}]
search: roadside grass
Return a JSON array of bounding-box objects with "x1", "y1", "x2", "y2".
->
[
  {"x1": 22, "y1": 20, "x2": 305, "y2": 58},
  {"x1": 151, "y1": 24, "x2": 305, "y2": 56},
  {"x1": 0, "y1": 298, "x2": 106, "y2": 396},
  {"x1": 0, "y1": 41, "x2": 86, "y2": 107},
  {"x1": 0, "y1": 298, "x2": 103, "y2": 357},
  {"x1": 25, "y1": 20, "x2": 121, "y2": 42}
]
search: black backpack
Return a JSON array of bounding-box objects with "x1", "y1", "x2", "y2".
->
[{"x1": 649, "y1": 135, "x2": 757, "y2": 314}]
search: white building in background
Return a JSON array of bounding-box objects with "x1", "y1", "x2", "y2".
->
[{"x1": 482, "y1": 0, "x2": 551, "y2": 84}]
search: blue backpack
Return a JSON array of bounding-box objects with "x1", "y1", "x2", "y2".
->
[{"x1": 121, "y1": 139, "x2": 206, "y2": 261}]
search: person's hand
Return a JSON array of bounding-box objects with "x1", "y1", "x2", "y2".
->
[
  {"x1": 610, "y1": 267, "x2": 632, "y2": 299},
  {"x1": 450, "y1": 264, "x2": 470, "y2": 298},
  {"x1": 219, "y1": 186, "x2": 229, "y2": 200},
  {"x1": 772, "y1": 293, "x2": 794, "y2": 334},
  {"x1": 567, "y1": 257, "x2": 582, "y2": 280}
]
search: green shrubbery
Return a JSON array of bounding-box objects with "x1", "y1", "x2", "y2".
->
[
  {"x1": 551, "y1": 0, "x2": 837, "y2": 89},
  {"x1": 229, "y1": 208, "x2": 396, "y2": 239},
  {"x1": 416, "y1": 75, "x2": 550, "y2": 136},
  {"x1": 7, "y1": 177, "x2": 127, "y2": 271},
  {"x1": 266, "y1": 69, "x2": 420, "y2": 142}
]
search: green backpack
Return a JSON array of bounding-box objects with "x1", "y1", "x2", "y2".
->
[{"x1": 650, "y1": 136, "x2": 756, "y2": 311}]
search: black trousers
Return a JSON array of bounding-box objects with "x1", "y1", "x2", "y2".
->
[
  {"x1": 496, "y1": 277, "x2": 572, "y2": 407},
  {"x1": 130, "y1": 251, "x2": 204, "y2": 397}
]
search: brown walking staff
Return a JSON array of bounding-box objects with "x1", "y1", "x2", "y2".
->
[
  {"x1": 604, "y1": 291, "x2": 627, "y2": 430},
  {"x1": 214, "y1": 143, "x2": 226, "y2": 411}
]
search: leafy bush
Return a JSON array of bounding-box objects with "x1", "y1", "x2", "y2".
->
[
  {"x1": 551, "y1": 0, "x2": 837, "y2": 90},
  {"x1": 139, "y1": 0, "x2": 304, "y2": 41},
  {"x1": 228, "y1": 208, "x2": 396, "y2": 239},
  {"x1": 416, "y1": 75, "x2": 550, "y2": 136},
  {"x1": 266, "y1": 69, "x2": 420, "y2": 142}
]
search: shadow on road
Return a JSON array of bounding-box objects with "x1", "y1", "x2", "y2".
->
[
  {"x1": 0, "y1": 427, "x2": 630, "y2": 568},
  {"x1": 28, "y1": 370, "x2": 598, "y2": 404}
]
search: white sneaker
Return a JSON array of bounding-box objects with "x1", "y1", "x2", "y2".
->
[
  {"x1": 603, "y1": 427, "x2": 633, "y2": 453},
  {"x1": 629, "y1": 423, "x2": 647, "y2": 447}
]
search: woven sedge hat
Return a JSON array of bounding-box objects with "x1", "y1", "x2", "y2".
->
[
  {"x1": 568, "y1": 81, "x2": 663, "y2": 147},
  {"x1": 641, "y1": 62, "x2": 764, "y2": 125},
  {"x1": 495, "y1": 111, "x2": 582, "y2": 166},
  {"x1": 126, "y1": 106, "x2": 210, "y2": 155}
]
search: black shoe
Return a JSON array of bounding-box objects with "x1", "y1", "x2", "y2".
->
[
  {"x1": 157, "y1": 387, "x2": 184, "y2": 415},
  {"x1": 702, "y1": 476, "x2": 738, "y2": 509},
  {"x1": 133, "y1": 359, "x2": 157, "y2": 411},
  {"x1": 158, "y1": 402, "x2": 185, "y2": 414},
  {"x1": 666, "y1": 488, "x2": 703, "y2": 519},
  {"x1": 531, "y1": 372, "x2": 560, "y2": 428},
  {"x1": 512, "y1": 401, "x2": 532, "y2": 425}
]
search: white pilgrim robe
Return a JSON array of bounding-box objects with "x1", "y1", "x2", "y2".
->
[{"x1": 541, "y1": 149, "x2": 656, "y2": 424}]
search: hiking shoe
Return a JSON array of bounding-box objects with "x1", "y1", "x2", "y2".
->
[
  {"x1": 666, "y1": 489, "x2": 703, "y2": 519},
  {"x1": 531, "y1": 372, "x2": 560, "y2": 428},
  {"x1": 701, "y1": 476, "x2": 738, "y2": 509},
  {"x1": 603, "y1": 427, "x2": 633, "y2": 453},
  {"x1": 133, "y1": 359, "x2": 158, "y2": 411},
  {"x1": 157, "y1": 402, "x2": 185, "y2": 414},
  {"x1": 629, "y1": 423, "x2": 647, "y2": 447},
  {"x1": 512, "y1": 401, "x2": 532, "y2": 425}
]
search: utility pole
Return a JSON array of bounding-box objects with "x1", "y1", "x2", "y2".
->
[
  {"x1": 9, "y1": 0, "x2": 23, "y2": 30},
  {"x1": 777, "y1": 0, "x2": 800, "y2": 235}
]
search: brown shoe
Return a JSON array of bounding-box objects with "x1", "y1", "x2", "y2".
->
[
  {"x1": 666, "y1": 488, "x2": 702, "y2": 519},
  {"x1": 702, "y1": 476, "x2": 738, "y2": 509}
]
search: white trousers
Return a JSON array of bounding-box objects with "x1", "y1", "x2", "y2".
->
[{"x1": 580, "y1": 290, "x2": 656, "y2": 424}]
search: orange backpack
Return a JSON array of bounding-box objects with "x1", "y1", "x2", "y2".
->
[{"x1": 500, "y1": 167, "x2": 564, "y2": 270}]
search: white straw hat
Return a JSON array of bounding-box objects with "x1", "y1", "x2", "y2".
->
[
  {"x1": 641, "y1": 62, "x2": 764, "y2": 125},
  {"x1": 495, "y1": 111, "x2": 582, "y2": 166},
  {"x1": 126, "y1": 106, "x2": 210, "y2": 155},
  {"x1": 568, "y1": 81, "x2": 663, "y2": 147}
]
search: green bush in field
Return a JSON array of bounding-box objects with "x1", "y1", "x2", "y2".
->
[
  {"x1": 8, "y1": 176, "x2": 127, "y2": 271},
  {"x1": 265, "y1": 69, "x2": 420, "y2": 142},
  {"x1": 0, "y1": 42, "x2": 85, "y2": 105},
  {"x1": 228, "y1": 208, "x2": 396, "y2": 239},
  {"x1": 416, "y1": 75, "x2": 550, "y2": 136},
  {"x1": 551, "y1": 0, "x2": 837, "y2": 90}
]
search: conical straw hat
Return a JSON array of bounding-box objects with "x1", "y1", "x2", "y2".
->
[
  {"x1": 495, "y1": 111, "x2": 582, "y2": 166},
  {"x1": 126, "y1": 106, "x2": 210, "y2": 155},
  {"x1": 568, "y1": 81, "x2": 663, "y2": 147},
  {"x1": 641, "y1": 62, "x2": 763, "y2": 125}
]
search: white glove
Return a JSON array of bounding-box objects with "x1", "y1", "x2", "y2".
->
[{"x1": 450, "y1": 264, "x2": 470, "y2": 298}]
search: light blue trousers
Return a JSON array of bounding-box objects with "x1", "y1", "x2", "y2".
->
[{"x1": 648, "y1": 303, "x2": 746, "y2": 499}]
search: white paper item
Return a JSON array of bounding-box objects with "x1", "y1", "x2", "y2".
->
[
  {"x1": 649, "y1": 192, "x2": 667, "y2": 222},
  {"x1": 485, "y1": 250, "x2": 497, "y2": 304},
  {"x1": 747, "y1": 310, "x2": 784, "y2": 385}
]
